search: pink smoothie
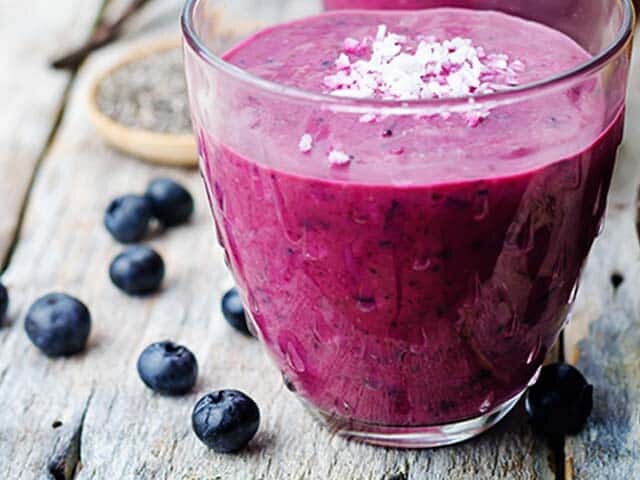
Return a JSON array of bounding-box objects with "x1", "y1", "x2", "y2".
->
[{"x1": 195, "y1": 9, "x2": 623, "y2": 426}]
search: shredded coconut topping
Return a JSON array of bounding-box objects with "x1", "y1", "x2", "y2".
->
[
  {"x1": 328, "y1": 149, "x2": 351, "y2": 166},
  {"x1": 298, "y1": 134, "x2": 313, "y2": 153},
  {"x1": 323, "y1": 25, "x2": 524, "y2": 105},
  {"x1": 299, "y1": 26, "x2": 526, "y2": 164}
]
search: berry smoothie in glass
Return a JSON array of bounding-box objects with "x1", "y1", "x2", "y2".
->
[{"x1": 182, "y1": 0, "x2": 634, "y2": 447}]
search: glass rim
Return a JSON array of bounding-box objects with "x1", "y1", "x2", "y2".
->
[{"x1": 181, "y1": 0, "x2": 635, "y2": 112}]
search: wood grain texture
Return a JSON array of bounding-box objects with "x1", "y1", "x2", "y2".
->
[
  {"x1": 563, "y1": 35, "x2": 640, "y2": 480},
  {"x1": 0, "y1": 0, "x2": 107, "y2": 263}
]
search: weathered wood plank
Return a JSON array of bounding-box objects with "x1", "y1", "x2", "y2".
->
[
  {"x1": 563, "y1": 35, "x2": 640, "y2": 479},
  {"x1": 0, "y1": 1, "x2": 556, "y2": 479},
  {"x1": 0, "y1": 0, "x2": 107, "y2": 263}
]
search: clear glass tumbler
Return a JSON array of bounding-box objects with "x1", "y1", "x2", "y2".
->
[{"x1": 182, "y1": 0, "x2": 634, "y2": 447}]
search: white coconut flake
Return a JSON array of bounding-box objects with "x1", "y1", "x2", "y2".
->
[
  {"x1": 328, "y1": 149, "x2": 351, "y2": 166},
  {"x1": 343, "y1": 36, "x2": 369, "y2": 54},
  {"x1": 322, "y1": 25, "x2": 525, "y2": 124},
  {"x1": 335, "y1": 53, "x2": 351, "y2": 70},
  {"x1": 299, "y1": 134, "x2": 313, "y2": 153}
]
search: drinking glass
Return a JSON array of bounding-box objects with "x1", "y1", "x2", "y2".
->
[{"x1": 182, "y1": 0, "x2": 634, "y2": 447}]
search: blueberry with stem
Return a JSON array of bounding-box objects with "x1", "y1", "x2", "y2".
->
[{"x1": 192, "y1": 390, "x2": 260, "y2": 453}]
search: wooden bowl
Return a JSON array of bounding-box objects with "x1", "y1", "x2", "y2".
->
[{"x1": 88, "y1": 37, "x2": 198, "y2": 167}]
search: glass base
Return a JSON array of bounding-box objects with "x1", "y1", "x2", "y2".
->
[{"x1": 306, "y1": 390, "x2": 524, "y2": 448}]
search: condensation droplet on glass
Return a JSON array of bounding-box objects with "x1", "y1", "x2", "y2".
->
[
  {"x1": 364, "y1": 377, "x2": 384, "y2": 391},
  {"x1": 368, "y1": 352, "x2": 381, "y2": 362},
  {"x1": 285, "y1": 341, "x2": 306, "y2": 373},
  {"x1": 412, "y1": 255, "x2": 432, "y2": 271},
  {"x1": 592, "y1": 183, "x2": 603, "y2": 216},
  {"x1": 479, "y1": 394, "x2": 494, "y2": 413},
  {"x1": 506, "y1": 215, "x2": 535, "y2": 252},
  {"x1": 351, "y1": 209, "x2": 370, "y2": 225},
  {"x1": 312, "y1": 310, "x2": 334, "y2": 344},
  {"x1": 472, "y1": 190, "x2": 490, "y2": 221},
  {"x1": 409, "y1": 327, "x2": 429, "y2": 354},
  {"x1": 302, "y1": 225, "x2": 327, "y2": 261},
  {"x1": 356, "y1": 296, "x2": 377, "y2": 313},
  {"x1": 270, "y1": 175, "x2": 302, "y2": 243},
  {"x1": 342, "y1": 400, "x2": 352, "y2": 412}
]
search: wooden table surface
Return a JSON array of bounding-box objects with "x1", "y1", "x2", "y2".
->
[{"x1": 0, "y1": 1, "x2": 638, "y2": 479}]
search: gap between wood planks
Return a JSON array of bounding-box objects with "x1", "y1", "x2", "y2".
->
[
  {"x1": 48, "y1": 389, "x2": 95, "y2": 480},
  {"x1": 0, "y1": 0, "x2": 112, "y2": 275}
]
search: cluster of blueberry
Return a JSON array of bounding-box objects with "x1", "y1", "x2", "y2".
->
[
  {"x1": 0, "y1": 178, "x2": 260, "y2": 454},
  {"x1": 137, "y1": 340, "x2": 259, "y2": 453},
  {"x1": 104, "y1": 177, "x2": 260, "y2": 452},
  {"x1": 104, "y1": 177, "x2": 194, "y2": 295}
]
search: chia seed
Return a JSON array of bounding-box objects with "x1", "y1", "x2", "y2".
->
[{"x1": 96, "y1": 47, "x2": 192, "y2": 135}]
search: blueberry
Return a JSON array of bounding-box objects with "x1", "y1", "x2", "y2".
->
[
  {"x1": 25, "y1": 293, "x2": 91, "y2": 357},
  {"x1": 109, "y1": 245, "x2": 165, "y2": 295},
  {"x1": 104, "y1": 194, "x2": 153, "y2": 243},
  {"x1": 221, "y1": 288, "x2": 251, "y2": 336},
  {"x1": 146, "y1": 178, "x2": 194, "y2": 227},
  {"x1": 525, "y1": 363, "x2": 593, "y2": 437},
  {"x1": 137, "y1": 341, "x2": 198, "y2": 395},
  {"x1": 192, "y1": 390, "x2": 260, "y2": 453},
  {"x1": 0, "y1": 281, "x2": 8, "y2": 321}
]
